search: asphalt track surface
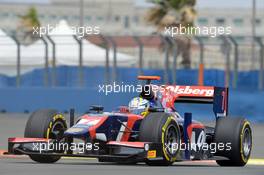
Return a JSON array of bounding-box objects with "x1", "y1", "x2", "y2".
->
[{"x1": 0, "y1": 113, "x2": 264, "y2": 175}]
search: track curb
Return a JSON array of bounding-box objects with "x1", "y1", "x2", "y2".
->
[{"x1": 0, "y1": 149, "x2": 263, "y2": 165}]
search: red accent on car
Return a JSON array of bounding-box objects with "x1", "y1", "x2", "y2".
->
[
  {"x1": 119, "y1": 106, "x2": 129, "y2": 113},
  {"x1": 120, "y1": 114, "x2": 143, "y2": 141},
  {"x1": 187, "y1": 123, "x2": 205, "y2": 140},
  {"x1": 80, "y1": 115, "x2": 108, "y2": 140},
  {"x1": 8, "y1": 138, "x2": 49, "y2": 143},
  {"x1": 107, "y1": 141, "x2": 146, "y2": 148},
  {"x1": 137, "y1": 76, "x2": 161, "y2": 80}
]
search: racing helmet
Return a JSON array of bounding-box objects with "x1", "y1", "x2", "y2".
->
[{"x1": 128, "y1": 97, "x2": 150, "y2": 116}]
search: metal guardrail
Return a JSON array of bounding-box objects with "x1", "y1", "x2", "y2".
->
[
  {"x1": 133, "y1": 36, "x2": 144, "y2": 76},
  {"x1": 99, "y1": 35, "x2": 110, "y2": 84},
  {"x1": 46, "y1": 35, "x2": 56, "y2": 87},
  {"x1": 9, "y1": 36, "x2": 21, "y2": 87},
  {"x1": 107, "y1": 37, "x2": 117, "y2": 83},
  {"x1": 167, "y1": 36, "x2": 178, "y2": 85},
  {"x1": 0, "y1": 35, "x2": 263, "y2": 89},
  {"x1": 39, "y1": 37, "x2": 49, "y2": 87},
  {"x1": 73, "y1": 35, "x2": 84, "y2": 87},
  {"x1": 255, "y1": 37, "x2": 264, "y2": 90}
]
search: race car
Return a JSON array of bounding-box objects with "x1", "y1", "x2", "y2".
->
[{"x1": 7, "y1": 76, "x2": 252, "y2": 166}]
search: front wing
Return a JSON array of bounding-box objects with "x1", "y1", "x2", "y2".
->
[{"x1": 7, "y1": 138, "x2": 164, "y2": 162}]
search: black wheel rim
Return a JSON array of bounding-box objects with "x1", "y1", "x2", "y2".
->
[
  {"x1": 49, "y1": 120, "x2": 66, "y2": 139},
  {"x1": 165, "y1": 124, "x2": 179, "y2": 155},
  {"x1": 242, "y1": 127, "x2": 252, "y2": 158}
]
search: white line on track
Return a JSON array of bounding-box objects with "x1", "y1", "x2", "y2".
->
[{"x1": 1, "y1": 150, "x2": 264, "y2": 165}]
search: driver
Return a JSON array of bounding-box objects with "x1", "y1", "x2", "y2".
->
[{"x1": 128, "y1": 97, "x2": 154, "y2": 116}]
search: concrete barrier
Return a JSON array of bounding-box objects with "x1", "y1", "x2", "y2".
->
[
  {"x1": 0, "y1": 67, "x2": 261, "y2": 90},
  {"x1": 0, "y1": 87, "x2": 263, "y2": 122}
]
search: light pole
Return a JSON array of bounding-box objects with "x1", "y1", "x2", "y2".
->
[
  {"x1": 252, "y1": 0, "x2": 256, "y2": 69},
  {"x1": 80, "y1": 0, "x2": 84, "y2": 27},
  {"x1": 79, "y1": 0, "x2": 84, "y2": 86}
]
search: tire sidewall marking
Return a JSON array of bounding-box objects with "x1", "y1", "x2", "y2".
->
[
  {"x1": 46, "y1": 114, "x2": 66, "y2": 139},
  {"x1": 161, "y1": 116, "x2": 178, "y2": 162},
  {"x1": 240, "y1": 121, "x2": 251, "y2": 163}
]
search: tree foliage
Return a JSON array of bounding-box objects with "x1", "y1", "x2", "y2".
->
[
  {"x1": 17, "y1": 7, "x2": 41, "y2": 44},
  {"x1": 146, "y1": 0, "x2": 196, "y2": 31},
  {"x1": 20, "y1": 7, "x2": 41, "y2": 30},
  {"x1": 146, "y1": 0, "x2": 197, "y2": 68}
]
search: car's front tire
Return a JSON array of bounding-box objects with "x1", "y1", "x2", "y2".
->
[
  {"x1": 139, "y1": 112, "x2": 180, "y2": 166},
  {"x1": 24, "y1": 109, "x2": 67, "y2": 163}
]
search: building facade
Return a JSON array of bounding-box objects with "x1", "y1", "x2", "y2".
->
[
  {"x1": 0, "y1": 0, "x2": 154, "y2": 35},
  {"x1": 0, "y1": 0, "x2": 263, "y2": 36}
]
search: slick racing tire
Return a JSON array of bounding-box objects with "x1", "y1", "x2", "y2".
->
[
  {"x1": 214, "y1": 117, "x2": 252, "y2": 166},
  {"x1": 139, "y1": 112, "x2": 180, "y2": 166},
  {"x1": 24, "y1": 109, "x2": 67, "y2": 163}
]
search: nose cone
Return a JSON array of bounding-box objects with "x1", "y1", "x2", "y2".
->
[
  {"x1": 64, "y1": 124, "x2": 90, "y2": 137},
  {"x1": 64, "y1": 116, "x2": 107, "y2": 137}
]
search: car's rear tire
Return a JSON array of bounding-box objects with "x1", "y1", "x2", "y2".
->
[
  {"x1": 24, "y1": 109, "x2": 67, "y2": 163},
  {"x1": 214, "y1": 117, "x2": 252, "y2": 166},
  {"x1": 139, "y1": 112, "x2": 180, "y2": 166}
]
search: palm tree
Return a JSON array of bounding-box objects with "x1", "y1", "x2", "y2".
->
[
  {"x1": 146, "y1": 0, "x2": 197, "y2": 68},
  {"x1": 17, "y1": 7, "x2": 41, "y2": 45}
]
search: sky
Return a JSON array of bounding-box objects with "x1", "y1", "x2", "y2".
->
[
  {"x1": 0, "y1": 0, "x2": 50, "y2": 4},
  {"x1": 136, "y1": 0, "x2": 264, "y2": 8},
  {"x1": 0, "y1": 0, "x2": 263, "y2": 9},
  {"x1": 196, "y1": 0, "x2": 264, "y2": 8}
]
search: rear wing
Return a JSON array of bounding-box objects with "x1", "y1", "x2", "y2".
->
[
  {"x1": 136, "y1": 76, "x2": 228, "y2": 117},
  {"x1": 165, "y1": 85, "x2": 228, "y2": 117}
]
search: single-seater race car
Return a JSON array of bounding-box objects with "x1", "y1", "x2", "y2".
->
[{"x1": 7, "y1": 76, "x2": 252, "y2": 166}]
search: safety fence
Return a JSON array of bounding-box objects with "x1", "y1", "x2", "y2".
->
[{"x1": 0, "y1": 34, "x2": 263, "y2": 90}]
